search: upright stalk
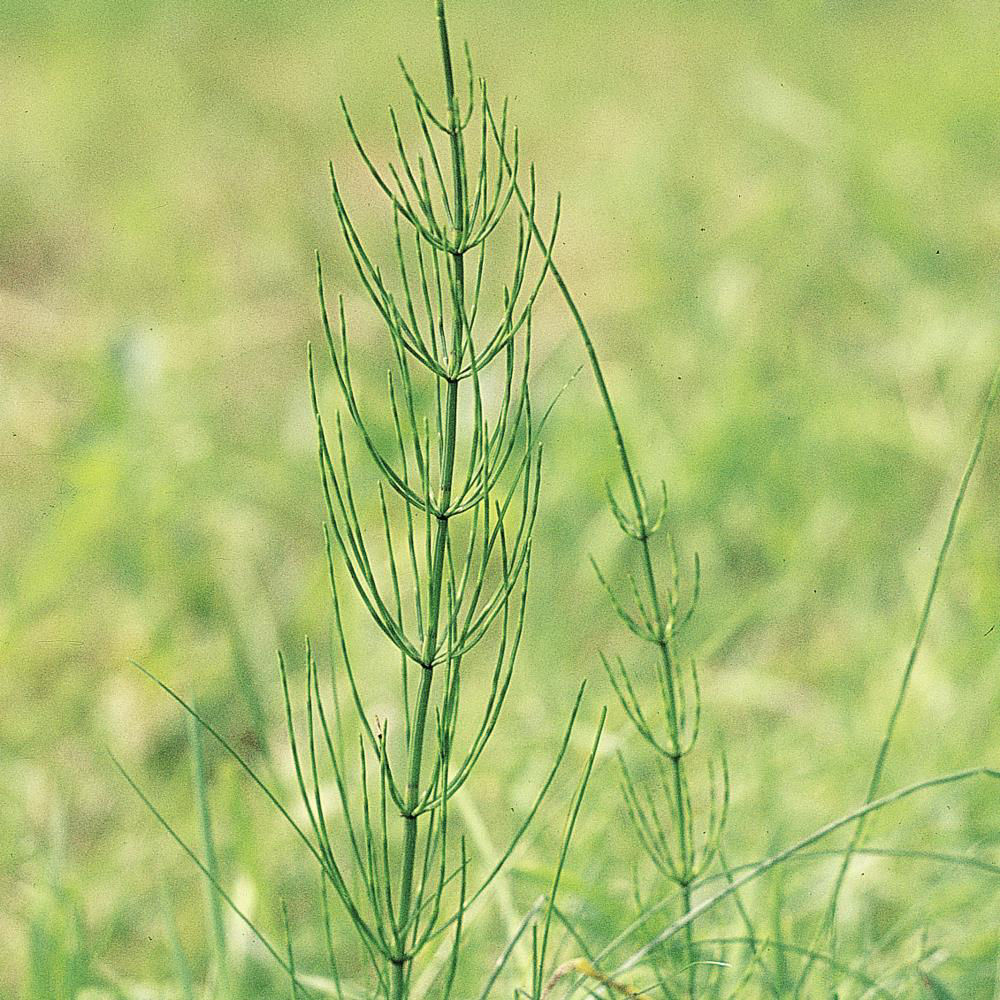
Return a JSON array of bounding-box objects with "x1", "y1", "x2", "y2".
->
[
  {"x1": 793, "y1": 363, "x2": 1000, "y2": 995},
  {"x1": 390, "y1": 11, "x2": 467, "y2": 1000},
  {"x1": 641, "y1": 548, "x2": 696, "y2": 997},
  {"x1": 131, "y1": 4, "x2": 587, "y2": 996}
]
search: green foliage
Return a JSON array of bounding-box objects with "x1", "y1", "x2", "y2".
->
[{"x1": 5, "y1": 2, "x2": 1000, "y2": 999}]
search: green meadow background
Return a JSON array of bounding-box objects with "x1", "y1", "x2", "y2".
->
[{"x1": 3, "y1": 0, "x2": 999, "y2": 996}]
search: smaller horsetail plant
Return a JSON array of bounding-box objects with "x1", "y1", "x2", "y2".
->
[
  {"x1": 592, "y1": 437, "x2": 729, "y2": 1000},
  {"x1": 510, "y1": 191, "x2": 731, "y2": 999}
]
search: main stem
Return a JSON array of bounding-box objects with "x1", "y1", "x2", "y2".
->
[
  {"x1": 640, "y1": 543, "x2": 696, "y2": 1000},
  {"x1": 391, "y1": 5, "x2": 466, "y2": 998}
]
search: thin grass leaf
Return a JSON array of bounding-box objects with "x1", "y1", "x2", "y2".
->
[
  {"x1": 110, "y1": 752, "x2": 319, "y2": 1000},
  {"x1": 187, "y1": 709, "x2": 229, "y2": 992},
  {"x1": 795, "y1": 362, "x2": 1000, "y2": 995}
]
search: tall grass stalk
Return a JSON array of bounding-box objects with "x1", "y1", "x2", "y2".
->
[{"x1": 793, "y1": 363, "x2": 1000, "y2": 996}]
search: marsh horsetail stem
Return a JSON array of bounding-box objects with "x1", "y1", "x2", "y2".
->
[
  {"x1": 487, "y1": 95, "x2": 724, "y2": 1000},
  {"x1": 314, "y1": 1, "x2": 588, "y2": 997}
]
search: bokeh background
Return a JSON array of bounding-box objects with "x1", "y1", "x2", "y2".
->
[{"x1": 3, "y1": 0, "x2": 999, "y2": 996}]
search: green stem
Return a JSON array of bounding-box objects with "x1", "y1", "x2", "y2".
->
[
  {"x1": 638, "y1": 538, "x2": 696, "y2": 997},
  {"x1": 391, "y1": 7, "x2": 467, "y2": 999}
]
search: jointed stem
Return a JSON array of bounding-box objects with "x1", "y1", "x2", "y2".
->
[
  {"x1": 124, "y1": 6, "x2": 586, "y2": 1000},
  {"x1": 639, "y1": 534, "x2": 696, "y2": 998},
  {"x1": 391, "y1": 6, "x2": 467, "y2": 998}
]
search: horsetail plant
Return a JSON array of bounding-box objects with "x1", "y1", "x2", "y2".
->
[
  {"x1": 300, "y1": 1, "x2": 605, "y2": 996},
  {"x1": 595, "y1": 487, "x2": 728, "y2": 997},
  {"x1": 115, "y1": 3, "x2": 608, "y2": 999},
  {"x1": 488, "y1": 130, "x2": 730, "y2": 998}
]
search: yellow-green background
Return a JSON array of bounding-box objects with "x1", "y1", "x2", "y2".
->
[{"x1": 3, "y1": 1, "x2": 999, "y2": 996}]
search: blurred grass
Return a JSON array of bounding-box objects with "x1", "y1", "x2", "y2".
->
[{"x1": 3, "y1": 0, "x2": 999, "y2": 996}]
